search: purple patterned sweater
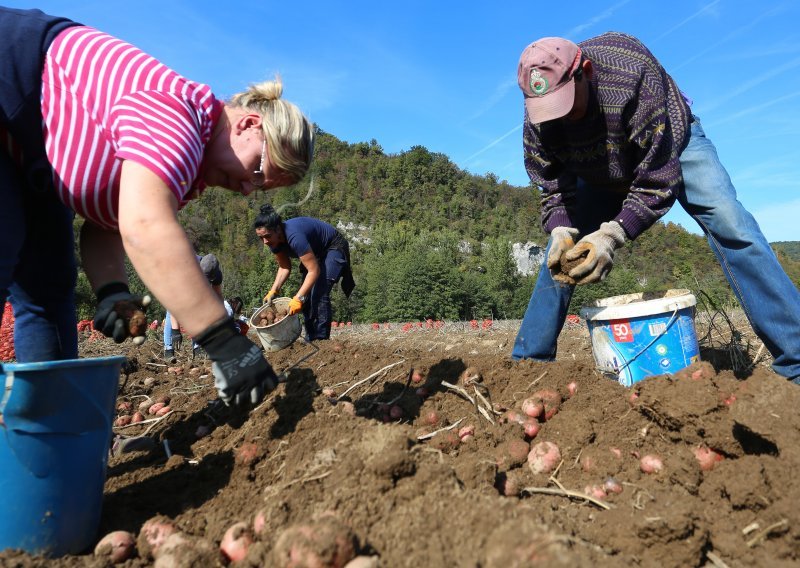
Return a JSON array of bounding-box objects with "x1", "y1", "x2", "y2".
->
[{"x1": 522, "y1": 32, "x2": 692, "y2": 239}]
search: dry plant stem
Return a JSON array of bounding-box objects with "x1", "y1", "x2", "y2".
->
[
  {"x1": 339, "y1": 360, "x2": 405, "y2": 399},
  {"x1": 473, "y1": 384, "x2": 500, "y2": 417},
  {"x1": 114, "y1": 412, "x2": 170, "y2": 431},
  {"x1": 417, "y1": 417, "x2": 465, "y2": 440},
  {"x1": 383, "y1": 368, "x2": 414, "y2": 407},
  {"x1": 745, "y1": 519, "x2": 789, "y2": 548},
  {"x1": 441, "y1": 380, "x2": 475, "y2": 404},
  {"x1": 741, "y1": 522, "x2": 760, "y2": 535},
  {"x1": 705, "y1": 551, "x2": 730, "y2": 568},
  {"x1": 282, "y1": 471, "x2": 332, "y2": 489},
  {"x1": 441, "y1": 381, "x2": 494, "y2": 424},
  {"x1": 526, "y1": 371, "x2": 548, "y2": 390},
  {"x1": 521, "y1": 486, "x2": 612, "y2": 510}
]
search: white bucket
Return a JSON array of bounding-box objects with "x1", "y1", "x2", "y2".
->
[
  {"x1": 249, "y1": 297, "x2": 302, "y2": 352},
  {"x1": 579, "y1": 289, "x2": 701, "y2": 387}
]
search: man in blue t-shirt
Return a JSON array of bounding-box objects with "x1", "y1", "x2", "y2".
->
[{"x1": 253, "y1": 205, "x2": 355, "y2": 341}]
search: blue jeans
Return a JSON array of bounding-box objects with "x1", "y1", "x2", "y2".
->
[
  {"x1": 0, "y1": 150, "x2": 78, "y2": 362},
  {"x1": 513, "y1": 117, "x2": 800, "y2": 383},
  {"x1": 302, "y1": 249, "x2": 347, "y2": 341}
]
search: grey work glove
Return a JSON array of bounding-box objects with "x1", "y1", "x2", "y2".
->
[
  {"x1": 194, "y1": 317, "x2": 278, "y2": 408},
  {"x1": 172, "y1": 330, "x2": 183, "y2": 352},
  {"x1": 547, "y1": 227, "x2": 580, "y2": 284},
  {"x1": 565, "y1": 221, "x2": 627, "y2": 284}
]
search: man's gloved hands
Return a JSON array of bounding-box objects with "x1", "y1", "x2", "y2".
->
[
  {"x1": 288, "y1": 296, "x2": 304, "y2": 315},
  {"x1": 263, "y1": 289, "x2": 277, "y2": 305},
  {"x1": 194, "y1": 317, "x2": 277, "y2": 408},
  {"x1": 547, "y1": 227, "x2": 581, "y2": 284},
  {"x1": 93, "y1": 282, "x2": 151, "y2": 344},
  {"x1": 172, "y1": 330, "x2": 183, "y2": 352},
  {"x1": 564, "y1": 221, "x2": 627, "y2": 284}
]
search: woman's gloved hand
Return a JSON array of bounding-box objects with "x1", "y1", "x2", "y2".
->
[
  {"x1": 194, "y1": 317, "x2": 277, "y2": 407},
  {"x1": 93, "y1": 282, "x2": 151, "y2": 344},
  {"x1": 565, "y1": 221, "x2": 627, "y2": 284}
]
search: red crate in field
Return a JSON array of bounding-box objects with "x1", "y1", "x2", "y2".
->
[{"x1": 1, "y1": 302, "x2": 15, "y2": 361}]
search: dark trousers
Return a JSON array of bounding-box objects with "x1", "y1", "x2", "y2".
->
[
  {"x1": 0, "y1": 8, "x2": 80, "y2": 361},
  {"x1": 302, "y1": 249, "x2": 348, "y2": 341}
]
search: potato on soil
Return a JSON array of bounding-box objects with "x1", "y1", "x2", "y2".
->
[
  {"x1": 639, "y1": 454, "x2": 664, "y2": 474},
  {"x1": 220, "y1": 521, "x2": 254, "y2": 563},
  {"x1": 114, "y1": 415, "x2": 132, "y2": 427},
  {"x1": 495, "y1": 438, "x2": 530, "y2": 470},
  {"x1": 431, "y1": 430, "x2": 460, "y2": 452},
  {"x1": 137, "y1": 516, "x2": 178, "y2": 559},
  {"x1": 94, "y1": 530, "x2": 136, "y2": 564},
  {"x1": 528, "y1": 441, "x2": 561, "y2": 475},
  {"x1": 694, "y1": 446, "x2": 724, "y2": 471},
  {"x1": 530, "y1": 389, "x2": 561, "y2": 420},
  {"x1": 272, "y1": 516, "x2": 358, "y2": 568},
  {"x1": 459, "y1": 366, "x2": 482, "y2": 385},
  {"x1": 236, "y1": 441, "x2": 262, "y2": 466}
]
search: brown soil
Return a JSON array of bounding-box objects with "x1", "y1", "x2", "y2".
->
[
  {"x1": 2, "y1": 321, "x2": 798, "y2": 567},
  {"x1": 551, "y1": 250, "x2": 588, "y2": 285}
]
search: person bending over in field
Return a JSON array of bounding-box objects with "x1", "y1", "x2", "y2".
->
[
  {"x1": 0, "y1": 7, "x2": 313, "y2": 407},
  {"x1": 164, "y1": 254, "x2": 225, "y2": 361},
  {"x1": 254, "y1": 205, "x2": 355, "y2": 341},
  {"x1": 511, "y1": 33, "x2": 800, "y2": 384}
]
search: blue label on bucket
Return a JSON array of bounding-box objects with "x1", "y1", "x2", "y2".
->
[{"x1": 586, "y1": 308, "x2": 700, "y2": 387}]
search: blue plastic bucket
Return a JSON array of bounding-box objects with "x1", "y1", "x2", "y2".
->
[
  {"x1": 580, "y1": 290, "x2": 701, "y2": 387},
  {"x1": 0, "y1": 356, "x2": 125, "y2": 556}
]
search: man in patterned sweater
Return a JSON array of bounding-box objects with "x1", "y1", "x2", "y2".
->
[{"x1": 512, "y1": 33, "x2": 800, "y2": 384}]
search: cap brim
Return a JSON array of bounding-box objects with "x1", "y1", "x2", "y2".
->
[{"x1": 524, "y1": 77, "x2": 576, "y2": 123}]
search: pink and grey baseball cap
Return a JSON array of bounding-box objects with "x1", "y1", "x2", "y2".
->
[{"x1": 517, "y1": 37, "x2": 582, "y2": 123}]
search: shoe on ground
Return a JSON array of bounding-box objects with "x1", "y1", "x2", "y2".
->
[
  {"x1": 111, "y1": 435, "x2": 157, "y2": 458},
  {"x1": 164, "y1": 348, "x2": 176, "y2": 363}
]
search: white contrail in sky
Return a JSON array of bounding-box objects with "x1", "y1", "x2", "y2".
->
[
  {"x1": 652, "y1": 0, "x2": 721, "y2": 43},
  {"x1": 565, "y1": 0, "x2": 635, "y2": 39},
  {"x1": 462, "y1": 124, "x2": 522, "y2": 165}
]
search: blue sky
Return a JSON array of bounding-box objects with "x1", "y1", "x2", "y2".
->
[{"x1": 13, "y1": 1, "x2": 800, "y2": 242}]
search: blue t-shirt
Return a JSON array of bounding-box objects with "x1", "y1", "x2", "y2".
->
[{"x1": 269, "y1": 217, "x2": 339, "y2": 259}]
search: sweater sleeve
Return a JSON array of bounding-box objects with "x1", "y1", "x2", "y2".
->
[{"x1": 613, "y1": 70, "x2": 683, "y2": 239}]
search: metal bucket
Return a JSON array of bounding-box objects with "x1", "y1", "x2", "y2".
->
[{"x1": 250, "y1": 297, "x2": 302, "y2": 352}]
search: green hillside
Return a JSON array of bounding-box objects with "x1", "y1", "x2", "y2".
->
[{"x1": 74, "y1": 128, "x2": 800, "y2": 323}]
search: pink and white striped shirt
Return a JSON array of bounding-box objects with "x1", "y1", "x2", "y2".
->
[{"x1": 41, "y1": 26, "x2": 223, "y2": 230}]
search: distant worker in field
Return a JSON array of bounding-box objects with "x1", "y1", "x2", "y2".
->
[
  {"x1": 254, "y1": 205, "x2": 355, "y2": 341},
  {"x1": 164, "y1": 253, "x2": 224, "y2": 361},
  {"x1": 512, "y1": 33, "x2": 800, "y2": 384},
  {"x1": 0, "y1": 7, "x2": 314, "y2": 407}
]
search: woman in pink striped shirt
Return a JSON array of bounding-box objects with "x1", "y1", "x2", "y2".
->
[{"x1": 0, "y1": 7, "x2": 313, "y2": 407}]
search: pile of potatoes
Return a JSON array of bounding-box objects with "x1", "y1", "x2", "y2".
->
[
  {"x1": 94, "y1": 513, "x2": 377, "y2": 567},
  {"x1": 254, "y1": 304, "x2": 290, "y2": 327},
  {"x1": 114, "y1": 396, "x2": 171, "y2": 427}
]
